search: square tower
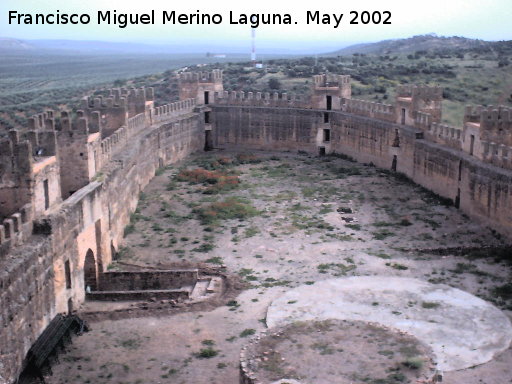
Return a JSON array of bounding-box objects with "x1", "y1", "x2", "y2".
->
[{"x1": 311, "y1": 74, "x2": 351, "y2": 110}]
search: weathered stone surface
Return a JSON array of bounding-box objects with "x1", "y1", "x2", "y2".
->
[{"x1": 267, "y1": 276, "x2": 512, "y2": 371}]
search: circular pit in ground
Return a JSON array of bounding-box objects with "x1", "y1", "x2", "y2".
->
[
  {"x1": 240, "y1": 319, "x2": 438, "y2": 384},
  {"x1": 266, "y1": 276, "x2": 512, "y2": 371}
]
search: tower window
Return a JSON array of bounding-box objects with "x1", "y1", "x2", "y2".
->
[
  {"x1": 65, "y1": 260, "x2": 72, "y2": 289},
  {"x1": 43, "y1": 179, "x2": 50, "y2": 210}
]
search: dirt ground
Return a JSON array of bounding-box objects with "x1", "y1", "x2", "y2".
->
[
  {"x1": 48, "y1": 150, "x2": 512, "y2": 384},
  {"x1": 242, "y1": 319, "x2": 437, "y2": 383}
]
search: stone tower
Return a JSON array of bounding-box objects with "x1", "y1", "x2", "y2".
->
[
  {"x1": 395, "y1": 85, "x2": 443, "y2": 126},
  {"x1": 178, "y1": 70, "x2": 223, "y2": 105},
  {"x1": 311, "y1": 74, "x2": 351, "y2": 110}
]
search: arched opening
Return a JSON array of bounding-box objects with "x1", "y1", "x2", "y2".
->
[
  {"x1": 84, "y1": 249, "x2": 97, "y2": 292},
  {"x1": 391, "y1": 155, "x2": 397, "y2": 171}
]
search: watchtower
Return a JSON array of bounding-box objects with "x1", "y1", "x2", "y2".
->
[
  {"x1": 178, "y1": 70, "x2": 223, "y2": 105},
  {"x1": 395, "y1": 85, "x2": 443, "y2": 126},
  {"x1": 311, "y1": 74, "x2": 351, "y2": 110}
]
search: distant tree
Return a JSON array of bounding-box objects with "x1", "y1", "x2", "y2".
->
[
  {"x1": 268, "y1": 77, "x2": 281, "y2": 90},
  {"x1": 498, "y1": 58, "x2": 510, "y2": 67}
]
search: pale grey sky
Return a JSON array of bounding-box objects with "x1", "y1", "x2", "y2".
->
[{"x1": 1, "y1": 0, "x2": 511, "y2": 53}]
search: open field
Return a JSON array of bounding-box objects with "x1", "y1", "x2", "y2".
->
[
  {"x1": 0, "y1": 52, "x2": 247, "y2": 133},
  {"x1": 48, "y1": 150, "x2": 512, "y2": 384}
]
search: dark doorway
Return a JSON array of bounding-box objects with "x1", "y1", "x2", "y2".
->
[
  {"x1": 319, "y1": 147, "x2": 326, "y2": 156},
  {"x1": 65, "y1": 260, "x2": 72, "y2": 289},
  {"x1": 111, "y1": 241, "x2": 118, "y2": 261},
  {"x1": 67, "y1": 298, "x2": 73, "y2": 314},
  {"x1": 324, "y1": 112, "x2": 329, "y2": 123},
  {"x1": 205, "y1": 111, "x2": 210, "y2": 124},
  {"x1": 204, "y1": 130, "x2": 213, "y2": 151},
  {"x1": 84, "y1": 249, "x2": 97, "y2": 292},
  {"x1": 401, "y1": 108, "x2": 406, "y2": 125},
  {"x1": 326, "y1": 95, "x2": 332, "y2": 110},
  {"x1": 458, "y1": 160, "x2": 462, "y2": 181},
  {"x1": 391, "y1": 155, "x2": 397, "y2": 171},
  {"x1": 392, "y1": 129, "x2": 400, "y2": 147},
  {"x1": 470, "y1": 135, "x2": 475, "y2": 155},
  {"x1": 455, "y1": 188, "x2": 461, "y2": 209},
  {"x1": 204, "y1": 91, "x2": 210, "y2": 105},
  {"x1": 43, "y1": 179, "x2": 49, "y2": 210},
  {"x1": 323, "y1": 129, "x2": 331, "y2": 142}
]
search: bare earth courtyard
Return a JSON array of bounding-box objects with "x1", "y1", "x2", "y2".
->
[{"x1": 48, "y1": 150, "x2": 512, "y2": 384}]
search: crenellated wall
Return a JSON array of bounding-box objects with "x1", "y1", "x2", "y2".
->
[
  {"x1": 0, "y1": 96, "x2": 203, "y2": 384},
  {"x1": 212, "y1": 98, "x2": 512, "y2": 240}
]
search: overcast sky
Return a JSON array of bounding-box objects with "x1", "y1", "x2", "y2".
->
[{"x1": 1, "y1": 0, "x2": 511, "y2": 53}]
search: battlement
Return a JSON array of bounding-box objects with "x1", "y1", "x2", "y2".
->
[
  {"x1": 213, "y1": 90, "x2": 310, "y2": 109},
  {"x1": 342, "y1": 99, "x2": 395, "y2": 122},
  {"x1": 81, "y1": 94, "x2": 126, "y2": 110},
  {"x1": 464, "y1": 106, "x2": 512, "y2": 149},
  {"x1": 0, "y1": 203, "x2": 33, "y2": 251},
  {"x1": 481, "y1": 140, "x2": 512, "y2": 169},
  {"x1": 415, "y1": 111, "x2": 433, "y2": 130},
  {"x1": 463, "y1": 105, "x2": 485, "y2": 124},
  {"x1": 479, "y1": 106, "x2": 512, "y2": 130},
  {"x1": 28, "y1": 111, "x2": 57, "y2": 131},
  {"x1": 0, "y1": 134, "x2": 33, "y2": 174},
  {"x1": 178, "y1": 69, "x2": 223, "y2": 83},
  {"x1": 312, "y1": 74, "x2": 351, "y2": 89},
  {"x1": 56, "y1": 111, "x2": 91, "y2": 135},
  {"x1": 396, "y1": 85, "x2": 443, "y2": 100},
  {"x1": 152, "y1": 99, "x2": 197, "y2": 123},
  {"x1": 429, "y1": 122, "x2": 463, "y2": 150}
]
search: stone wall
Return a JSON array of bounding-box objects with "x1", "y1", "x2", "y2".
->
[
  {"x1": 99, "y1": 270, "x2": 198, "y2": 291},
  {"x1": 212, "y1": 104, "x2": 512, "y2": 239},
  {"x1": 0, "y1": 101, "x2": 203, "y2": 384},
  {"x1": 86, "y1": 290, "x2": 190, "y2": 301}
]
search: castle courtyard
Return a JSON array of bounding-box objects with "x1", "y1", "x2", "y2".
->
[{"x1": 46, "y1": 150, "x2": 512, "y2": 384}]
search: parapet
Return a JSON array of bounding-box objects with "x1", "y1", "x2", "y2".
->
[
  {"x1": 0, "y1": 134, "x2": 33, "y2": 174},
  {"x1": 213, "y1": 90, "x2": 310, "y2": 109},
  {"x1": 178, "y1": 69, "x2": 223, "y2": 83},
  {"x1": 55, "y1": 111, "x2": 91, "y2": 135},
  {"x1": 396, "y1": 85, "x2": 443, "y2": 100},
  {"x1": 342, "y1": 99, "x2": 395, "y2": 122},
  {"x1": 152, "y1": 99, "x2": 197, "y2": 123},
  {"x1": 0, "y1": 203, "x2": 33, "y2": 251},
  {"x1": 429, "y1": 122, "x2": 463, "y2": 150},
  {"x1": 312, "y1": 74, "x2": 351, "y2": 89},
  {"x1": 28, "y1": 111, "x2": 57, "y2": 131},
  {"x1": 479, "y1": 106, "x2": 512, "y2": 131},
  {"x1": 463, "y1": 105, "x2": 512, "y2": 146},
  {"x1": 415, "y1": 111, "x2": 433, "y2": 131},
  {"x1": 463, "y1": 105, "x2": 485, "y2": 125}
]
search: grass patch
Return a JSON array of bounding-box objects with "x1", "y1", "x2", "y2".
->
[
  {"x1": 194, "y1": 347, "x2": 219, "y2": 359},
  {"x1": 421, "y1": 301, "x2": 440, "y2": 309},
  {"x1": 176, "y1": 168, "x2": 239, "y2": 194},
  {"x1": 386, "y1": 262, "x2": 408, "y2": 270},
  {"x1": 205, "y1": 256, "x2": 223, "y2": 264},
  {"x1": 239, "y1": 329, "x2": 256, "y2": 338},
  {"x1": 372, "y1": 229, "x2": 396, "y2": 240},
  {"x1": 195, "y1": 197, "x2": 259, "y2": 225}
]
